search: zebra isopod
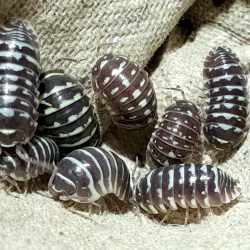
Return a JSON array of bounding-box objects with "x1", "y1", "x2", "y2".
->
[
  {"x1": 48, "y1": 147, "x2": 132, "y2": 204},
  {"x1": 133, "y1": 163, "x2": 241, "y2": 215},
  {"x1": 92, "y1": 53, "x2": 157, "y2": 129},
  {"x1": 203, "y1": 47, "x2": 248, "y2": 150},
  {"x1": 38, "y1": 69, "x2": 101, "y2": 153},
  {"x1": 0, "y1": 17, "x2": 41, "y2": 147},
  {"x1": 146, "y1": 100, "x2": 202, "y2": 168},
  {"x1": 0, "y1": 135, "x2": 59, "y2": 182}
]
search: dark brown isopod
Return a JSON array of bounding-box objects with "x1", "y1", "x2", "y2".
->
[
  {"x1": 38, "y1": 69, "x2": 101, "y2": 154},
  {"x1": 0, "y1": 18, "x2": 40, "y2": 147},
  {"x1": 133, "y1": 163, "x2": 241, "y2": 216},
  {"x1": 48, "y1": 147, "x2": 132, "y2": 204},
  {"x1": 203, "y1": 47, "x2": 248, "y2": 150},
  {"x1": 0, "y1": 135, "x2": 59, "y2": 190},
  {"x1": 91, "y1": 54, "x2": 157, "y2": 129},
  {"x1": 146, "y1": 100, "x2": 202, "y2": 168}
]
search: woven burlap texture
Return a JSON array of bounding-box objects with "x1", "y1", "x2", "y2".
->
[{"x1": 0, "y1": 0, "x2": 250, "y2": 249}]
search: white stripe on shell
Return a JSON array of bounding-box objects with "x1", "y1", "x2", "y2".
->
[
  {"x1": 146, "y1": 170, "x2": 159, "y2": 214},
  {"x1": 39, "y1": 137, "x2": 52, "y2": 171},
  {"x1": 44, "y1": 93, "x2": 82, "y2": 115},
  {"x1": 206, "y1": 63, "x2": 240, "y2": 72},
  {"x1": 211, "y1": 166, "x2": 220, "y2": 194},
  {"x1": 188, "y1": 164, "x2": 198, "y2": 208},
  {"x1": 54, "y1": 172, "x2": 76, "y2": 191},
  {"x1": 40, "y1": 81, "x2": 79, "y2": 99},
  {"x1": 65, "y1": 156, "x2": 101, "y2": 202},
  {"x1": 0, "y1": 39, "x2": 37, "y2": 52},
  {"x1": 49, "y1": 105, "x2": 90, "y2": 128},
  {"x1": 59, "y1": 125, "x2": 98, "y2": 147},
  {"x1": 79, "y1": 148, "x2": 107, "y2": 195}
]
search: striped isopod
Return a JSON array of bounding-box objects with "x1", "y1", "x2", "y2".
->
[
  {"x1": 0, "y1": 17, "x2": 40, "y2": 147},
  {"x1": 0, "y1": 135, "x2": 59, "y2": 183},
  {"x1": 133, "y1": 163, "x2": 241, "y2": 215},
  {"x1": 146, "y1": 100, "x2": 202, "y2": 168},
  {"x1": 92, "y1": 53, "x2": 157, "y2": 129},
  {"x1": 48, "y1": 147, "x2": 132, "y2": 204},
  {"x1": 38, "y1": 69, "x2": 101, "y2": 153},
  {"x1": 203, "y1": 47, "x2": 248, "y2": 150}
]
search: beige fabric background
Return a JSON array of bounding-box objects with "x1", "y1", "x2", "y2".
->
[{"x1": 0, "y1": 0, "x2": 250, "y2": 249}]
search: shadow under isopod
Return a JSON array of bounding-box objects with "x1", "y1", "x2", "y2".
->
[
  {"x1": 61, "y1": 194, "x2": 132, "y2": 216},
  {"x1": 142, "y1": 199, "x2": 240, "y2": 225},
  {"x1": 1, "y1": 174, "x2": 51, "y2": 195},
  {"x1": 103, "y1": 122, "x2": 156, "y2": 164}
]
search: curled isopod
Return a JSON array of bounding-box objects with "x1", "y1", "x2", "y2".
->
[
  {"x1": 146, "y1": 100, "x2": 202, "y2": 168},
  {"x1": 48, "y1": 147, "x2": 132, "y2": 204},
  {"x1": 91, "y1": 53, "x2": 157, "y2": 129},
  {"x1": 38, "y1": 69, "x2": 101, "y2": 153},
  {"x1": 203, "y1": 47, "x2": 248, "y2": 150},
  {"x1": 0, "y1": 135, "x2": 59, "y2": 186},
  {"x1": 133, "y1": 163, "x2": 241, "y2": 221},
  {"x1": 0, "y1": 17, "x2": 40, "y2": 147}
]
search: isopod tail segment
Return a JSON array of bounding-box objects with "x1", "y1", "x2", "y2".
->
[
  {"x1": 203, "y1": 46, "x2": 249, "y2": 151},
  {"x1": 48, "y1": 147, "x2": 133, "y2": 207},
  {"x1": 133, "y1": 163, "x2": 241, "y2": 224}
]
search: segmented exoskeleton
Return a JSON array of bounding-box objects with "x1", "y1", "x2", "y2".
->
[
  {"x1": 38, "y1": 69, "x2": 101, "y2": 154},
  {"x1": 0, "y1": 18, "x2": 40, "y2": 147},
  {"x1": 0, "y1": 136, "x2": 59, "y2": 191},
  {"x1": 48, "y1": 147, "x2": 132, "y2": 204},
  {"x1": 92, "y1": 54, "x2": 157, "y2": 129},
  {"x1": 147, "y1": 100, "x2": 202, "y2": 168},
  {"x1": 134, "y1": 163, "x2": 241, "y2": 217},
  {"x1": 203, "y1": 47, "x2": 248, "y2": 150}
]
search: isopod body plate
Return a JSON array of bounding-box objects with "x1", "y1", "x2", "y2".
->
[
  {"x1": 0, "y1": 135, "x2": 59, "y2": 182},
  {"x1": 0, "y1": 18, "x2": 40, "y2": 147},
  {"x1": 134, "y1": 163, "x2": 241, "y2": 214},
  {"x1": 92, "y1": 54, "x2": 157, "y2": 129},
  {"x1": 38, "y1": 69, "x2": 101, "y2": 153},
  {"x1": 48, "y1": 147, "x2": 132, "y2": 204},
  {"x1": 203, "y1": 47, "x2": 248, "y2": 150},
  {"x1": 147, "y1": 100, "x2": 202, "y2": 168}
]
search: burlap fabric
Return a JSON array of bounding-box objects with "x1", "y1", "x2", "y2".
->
[{"x1": 0, "y1": 0, "x2": 249, "y2": 249}]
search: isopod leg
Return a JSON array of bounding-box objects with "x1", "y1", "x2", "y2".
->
[
  {"x1": 48, "y1": 166, "x2": 58, "y2": 193},
  {"x1": 184, "y1": 207, "x2": 190, "y2": 225},
  {"x1": 197, "y1": 204, "x2": 201, "y2": 222},
  {"x1": 164, "y1": 87, "x2": 186, "y2": 100},
  {"x1": 217, "y1": 206, "x2": 225, "y2": 214},
  {"x1": 159, "y1": 209, "x2": 171, "y2": 225},
  {"x1": 2, "y1": 176, "x2": 21, "y2": 193},
  {"x1": 105, "y1": 195, "x2": 121, "y2": 213},
  {"x1": 132, "y1": 155, "x2": 142, "y2": 183},
  {"x1": 24, "y1": 181, "x2": 28, "y2": 196}
]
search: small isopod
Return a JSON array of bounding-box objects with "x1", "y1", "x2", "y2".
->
[
  {"x1": 203, "y1": 47, "x2": 248, "y2": 150},
  {"x1": 133, "y1": 163, "x2": 241, "y2": 220},
  {"x1": 91, "y1": 53, "x2": 157, "y2": 129},
  {"x1": 38, "y1": 69, "x2": 101, "y2": 153},
  {"x1": 48, "y1": 147, "x2": 132, "y2": 204},
  {"x1": 146, "y1": 100, "x2": 202, "y2": 168},
  {"x1": 0, "y1": 135, "x2": 59, "y2": 187},
  {"x1": 0, "y1": 17, "x2": 40, "y2": 147}
]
